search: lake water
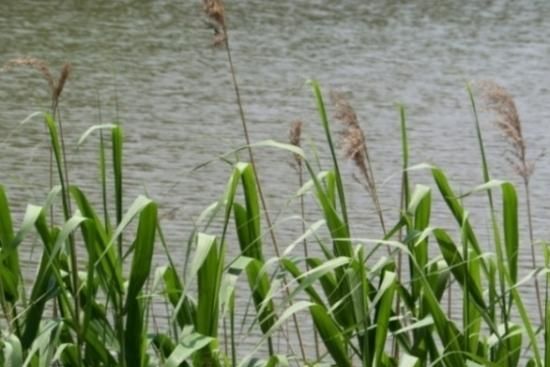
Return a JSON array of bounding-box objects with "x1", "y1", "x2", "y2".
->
[{"x1": 1, "y1": 0, "x2": 550, "y2": 359}]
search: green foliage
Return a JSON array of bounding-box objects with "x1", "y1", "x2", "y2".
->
[{"x1": 0, "y1": 84, "x2": 547, "y2": 367}]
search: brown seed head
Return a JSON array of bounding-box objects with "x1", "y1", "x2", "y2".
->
[
  {"x1": 203, "y1": 0, "x2": 225, "y2": 28},
  {"x1": 330, "y1": 89, "x2": 386, "y2": 232},
  {"x1": 330, "y1": 90, "x2": 377, "y2": 193},
  {"x1": 3, "y1": 57, "x2": 55, "y2": 93},
  {"x1": 212, "y1": 30, "x2": 227, "y2": 47},
  {"x1": 330, "y1": 90, "x2": 365, "y2": 164},
  {"x1": 54, "y1": 63, "x2": 72, "y2": 100},
  {"x1": 330, "y1": 90, "x2": 359, "y2": 128},
  {"x1": 341, "y1": 125, "x2": 366, "y2": 167},
  {"x1": 478, "y1": 81, "x2": 533, "y2": 179},
  {"x1": 289, "y1": 120, "x2": 302, "y2": 147},
  {"x1": 289, "y1": 120, "x2": 303, "y2": 167}
]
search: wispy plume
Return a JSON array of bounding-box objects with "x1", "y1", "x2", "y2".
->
[
  {"x1": 3, "y1": 58, "x2": 72, "y2": 101},
  {"x1": 289, "y1": 120, "x2": 303, "y2": 168},
  {"x1": 330, "y1": 91, "x2": 375, "y2": 194},
  {"x1": 330, "y1": 90, "x2": 386, "y2": 233},
  {"x1": 479, "y1": 80, "x2": 544, "y2": 322},
  {"x1": 4, "y1": 58, "x2": 55, "y2": 93},
  {"x1": 203, "y1": 0, "x2": 226, "y2": 46},
  {"x1": 203, "y1": 0, "x2": 225, "y2": 27},
  {"x1": 54, "y1": 63, "x2": 72, "y2": 100},
  {"x1": 479, "y1": 81, "x2": 535, "y2": 180}
]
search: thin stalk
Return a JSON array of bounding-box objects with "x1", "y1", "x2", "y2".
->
[
  {"x1": 393, "y1": 105, "x2": 409, "y2": 359},
  {"x1": 96, "y1": 94, "x2": 111, "y2": 232},
  {"x1": 49, "y1": 99, "x2": 56, "y2": 229},
  {"x1": 223, "y1": 317, "x2": 228, "y2": 359},
  {"x1": 99, "y1": 132, "x2": 110, "y2": 229},
  {"x1": 356, "y1": 163, "x2": 386, "y2": 234},
  {"x1": 221, "y1": 24, "x2": 306, "y2": 357},
  {"x1": 467, "y1": 84, "x2": 512, "y2": 367},
  {"x1": 524, "y1": 179, "x2": 543, "y2": 323},
  {"x1": 298, "y1": 162, "x2": 320, "y2": 360},
  {"x1": 462, "y1": 217, "x2": 470, "y2": 352},
  {"x1": 311, "y1": 83, "x2": 350, "y2": 232},
  {"x1": 49, "y1": 99, "x2": 58, "y2": 320},
  {"x1": 116, "y1": 305, "x2": 126, "y2": 367},
  {"x1": 545, "y1": 244, "x2": 550, "y2": 366},
  {"x1": 289, "y1": 160, "x2": 310, "y2": 362},
  {"x1": 221, "y1": 28, "x2": 279, "y2": 254},
  {"x1": 230, "y1": 293, "x2": 236, "y2": 367},
  {"x1": 362, "y1": 144, "x2": 386, "y2": 235},
  {"x1": 447, "y1": 281, "x2": 452, "y2": 318},
  {"x1": 53, "y1": 104, "x2": 72, "y2": 215},
  {"x1": 155, "y1": 220, "x2": 181, "y2": 341},
  {"x1": 0, "y1": 281, "x2": 13, "y2": 333},
  {"x1": 47, "y1": 113, "x2": 82, "y2": 362}
]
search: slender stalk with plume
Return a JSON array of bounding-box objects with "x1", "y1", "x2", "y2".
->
[
  {"x1": 3, "y1": 59, "x2": 73, "y2": 209},
  {"x1": 202, "y1": 0, "x2": 281, "y2": 255},
  {"x1": 3, "y1": 58, "x2": 81, "y2": 357},
  {"x1": 330, "y1": 91, "x2": 387, "y2": 235},
  {"x1": 4, "y1": 58, "x2": 71, "y2": 112},
  {"x1": 479, "y1": 80, "x2": 543, "y2": 323},
  {"x1": 202, "y1": 0, "x2": 306, "y2": 358},
  {"x1": 289, "y1": 121, "x2": 303, "y2": 172}
]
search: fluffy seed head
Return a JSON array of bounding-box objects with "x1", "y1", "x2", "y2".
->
[
  {"x1": 4, "y1": 58, "x2": 72, "y2": 101},
  {"x1": 3, "y1": 57, "x2": 55, "y2": 93},
  {"x1": 330, "y1": 90, "x2": 378, "y2": 195},
  {"x1": 341, "y1": 125, "x2": 366, "y2": 167},
  {"x1": 330, "y1": 90, "x2": 359, "y2": 128},
  {"x1": 330, "y1": 91, "x2": 366, "y2": 165},
  {"x1": 479, "y1": 81, "x2": 533, "y2": 179},
  {"x1": 289, "y1": 120, "x2": 302, "y2": 147},
  {"x1": 203, "y1": 0, "x2": 225, "y2": 27},
  {"x1": 54, "y1": 63, "x2": 72, "y2": 99},
  {"x1": 289, "y1": 120, "x2": 303, "y2": 167}
]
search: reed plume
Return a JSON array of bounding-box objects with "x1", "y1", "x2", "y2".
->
[
  {"x1": 4, "y1": 57, "x2": 80, "y2": 349},
  {"x1": 330, "y1": 90, "x2": 386, "y2": 234},
  {"x1": 479, "y1": 80, "x2": 542, "y2": 323},
  {"x1": 3, "y1": 58, "x2": 74, "y2": 207},
  {"x1": 480, "y1": 81, "x2": 533, "y2": 180},
  {"x1": 203, "y1": 0, "x2": 225, "y2": 27},
  {"x1": 203, "y1": 0, "x2": 227, "y2": 46},
  {"x1": 4, "y1": 58, "x2": 72, "y2": 104},
  {"x1": 288, "y1": 119, "x2": 321, "y2": 360},
  {"x1": 3, "y1": 58, "x2": 55, "y2": 93},
  {"x1": 54, "y1": 63, "x2": 72, "y2": 101},
  {"x1": 289, "y1": 120, "x2": 303, "y2": 167},
  {"x1": 201, "y1": 0, "x2": 283, "y2": 258}
]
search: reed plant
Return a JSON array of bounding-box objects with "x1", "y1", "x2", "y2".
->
[
  {"x1": 0, "y1": 75, "x2": 549, "y2": 366},
  {"x1": 0, "y1": 5, "x2": 548, "y2": 365}
]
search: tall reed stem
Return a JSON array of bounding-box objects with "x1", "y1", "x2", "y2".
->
[
  {"x1": 216, "y1": 12, "x2": 306, "y2": 357},
  {"x1": 523, "y1": 178, "x2": 543, "y2": 323},
  {"x1": 393, "y1": 105, "x2": 409, "y2": 359},
  {"x1": 467, "y1": 84, "x2": 512, "y2": 366},
  {"x1": 474, "y1": 81, "x2": 543, "y2": 324},
  {"x1": 46, "y1": 63, "x2": 82, "y2": 360},
  {"x1": 221, "y1": 30, "x2": 281, "y2": 250}
]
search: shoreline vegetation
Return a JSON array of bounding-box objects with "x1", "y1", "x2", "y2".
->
[{"x1": 0, "y1": 1, "x2": 548, "y2": 366}]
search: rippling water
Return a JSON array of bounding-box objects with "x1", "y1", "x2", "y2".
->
[{"x1": 1, "y1": 0, "x2": 550, "y2": 356}]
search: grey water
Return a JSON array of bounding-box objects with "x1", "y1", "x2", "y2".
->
[{"x1": 1, "y1": 0, "x2": 550, "y2": 358}]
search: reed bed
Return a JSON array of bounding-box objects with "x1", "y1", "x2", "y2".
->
[{"x1": 1, "y1": 2, "x2": 549, "y2": 367}]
